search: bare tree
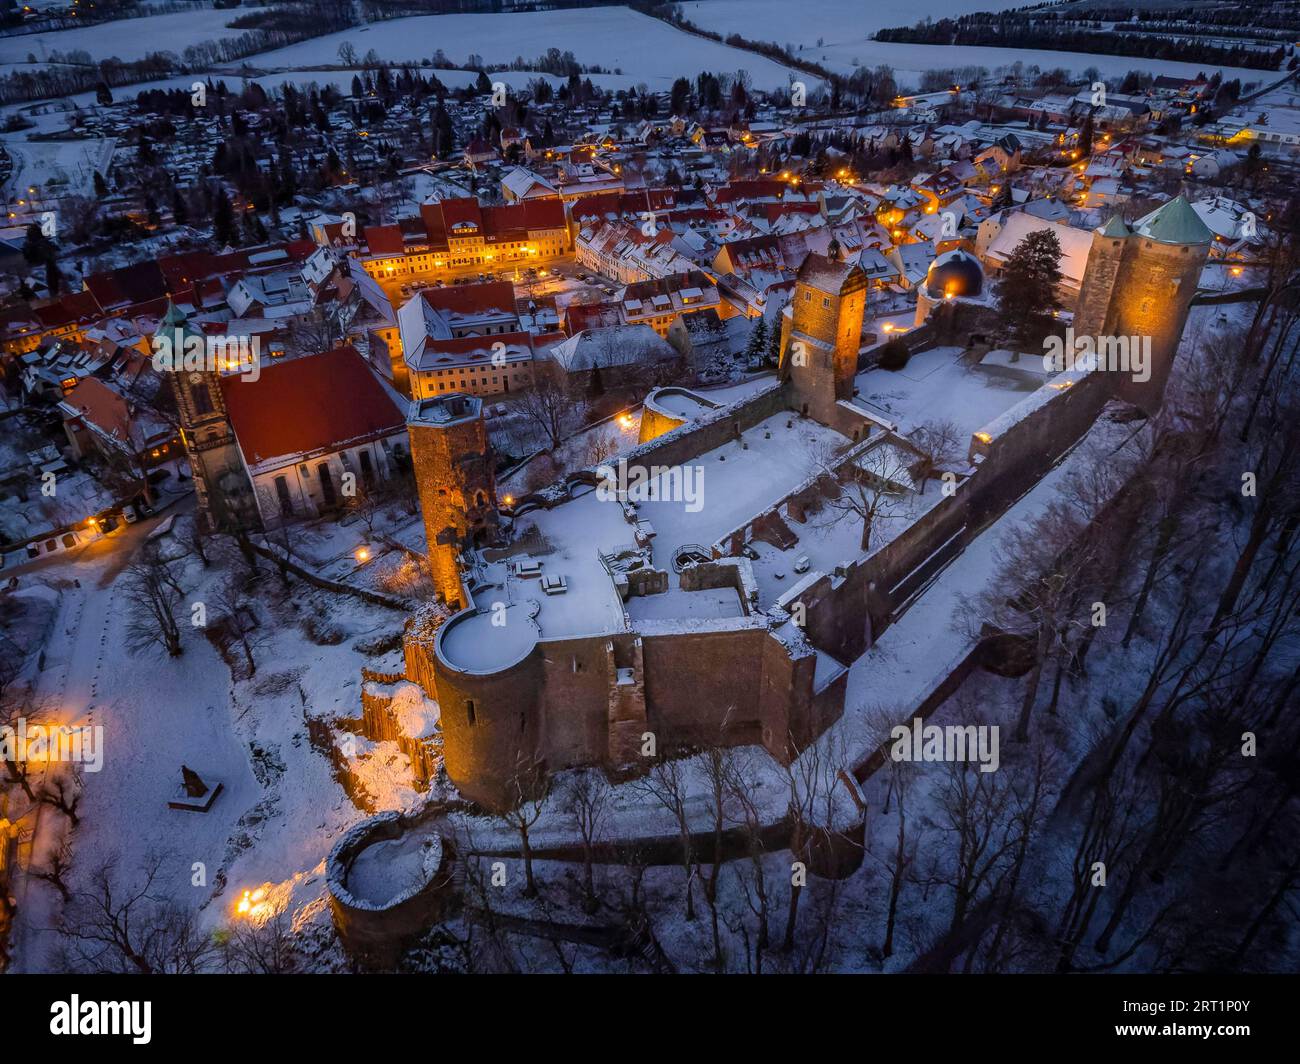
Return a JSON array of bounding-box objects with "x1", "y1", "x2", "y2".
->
[
  {"x1": 513, "y1": 372, "x2": 580, "y2": 451},
  {"x1": 634, "y1": 756, "x2": 697, "y2": 921},
  {"x1": 41, "y1": 770, "x2": 82, "y2": 827},
  {"x1": 32, "y1": 838, "x2": 74, "y2": 903},
  {"x1": 213, "y1": 578, "x2": 263, "y2": 677},
  {"x1": 57, "y1": 855, "x2": 217, "y2": 974},
  {"x1": 220, "y1": 911, "x2": 297, "y2": 973},
  {"x1": 810, "y1": 436, "x2": 920, "y2": 552},
  {"x1": 561, "y1": 769, "x2": 610, "y2": 914},
  {"x1": 122, "y1": 548, "x2": 185, "y2": 657},
  {"x1": 496, "y1": 766, "x2": 549, "y2": 898}
]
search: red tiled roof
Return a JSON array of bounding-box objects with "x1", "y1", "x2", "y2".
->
[
  {"x1": 564, "y1": 301, "x2": 621, "y2": 333},
  {"x1": 440, "y1": 197, "x2": 484, "y2": 231},
  {"x1": 364, "y1": 224, "x2": 406, "y2": 256},
  {"x1": 218, "y1": 345, "x2": 404, "y2": 466},
  {"x1": 35, "y1": 290, "x2": 103, "y2": 329},
  {"x1": 419, "y1": 281, "x2": 517, "y2": 318},
  {"x1": 84, "y1": 261, "x2": 165, "y2": 308}
]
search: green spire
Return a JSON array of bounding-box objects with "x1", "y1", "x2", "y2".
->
[
  {"x1": 1132, "y1": 195, "x2": 1212, "y2": 246},
  {"x1": 1097, "y1": 214, "x2": 1131, "y2": 238}
]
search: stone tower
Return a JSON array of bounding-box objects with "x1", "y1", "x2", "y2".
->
[
  {"x1": 407, "y1": 393, "x2": 499, "y2": 609},
  {"x1": 155, "y1": 303, "x2": 254, "y2": 531},
  {"x1": 1074, "y1": 196, "x2": 1212, "y2": 411},
  {"x1": 779, "y1": 248, "x2": 868, "y2": 425}
]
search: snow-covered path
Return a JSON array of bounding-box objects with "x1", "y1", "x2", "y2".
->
[{"x1": 10, "y1": 548, "x2": 260, "y2": 969}]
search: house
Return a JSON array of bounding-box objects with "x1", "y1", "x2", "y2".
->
[
  {"x1": 218, "y1": 345, "x2": 409, "y2": 527},
  {"x1": 57, "y1": 376, "x2": 179, "y2": 474},
  {"x1": 980, "y1": 210, "x2": 1093, "y2": 302},
  {"x1": 546, "y1": 324, "x2": 680, "y2": 390}
]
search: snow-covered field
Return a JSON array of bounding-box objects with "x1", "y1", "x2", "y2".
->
[
  {"x1": 680, "y1": 0, "x2": 1029, "y2": 44},
  {"x1": 249, "y1": 8, "x2": 811, "y2": 90},
  {"x1": 680, "y1": 0, "x2": 1274, "y2": 89},
  {"x1": 0, "y1": 9, "x2": 254, "y2": 64},
  {"x1": 1, "y1": 137, "x2": 115, "y2": 197}
]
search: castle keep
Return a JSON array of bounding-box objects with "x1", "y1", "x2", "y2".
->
[
  {"x1": 407, "y1": 394, "x2": 500, "y2": 609},
  {"x1": 1073, "y1": 197, "x2": 1212, "y2": 409}
]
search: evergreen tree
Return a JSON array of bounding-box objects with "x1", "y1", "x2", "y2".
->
[
  {"x1": 1078, "y1": 112, "x2": 1095, "y2": 157},
  {"x1": 745, "y1": 316, "x2": 768, "y2": 362},
  {"x1": 22, "y1": 223, "x2": 54, "y2": 266},
  {"x1": 767, "y1": 313, "x2": 783, "y2": 365},
  {"x1": 213, "y1": 189, "x2": 237, "y2": 246},
  {"x1": 995, "y1": 229, "x2": 1063, "y2": 349},
  {"x1": 93, "y1": 170, "x2": 109, "y2": 198}
]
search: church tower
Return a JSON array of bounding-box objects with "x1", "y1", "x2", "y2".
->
[
  {"x1": 155, "y1": 303, "x2": 255, "y2": 531},
  {"x1": 1074, "y1": 196, "x2": 1212, "y2": 411},
  {"x1": 779, "y1": 245, "x2": 868, "y2": 425},
  {"x1": 407, "y1": 393, "x2": 499, "y2": 609}
]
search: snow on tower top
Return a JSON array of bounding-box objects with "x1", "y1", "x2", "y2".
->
[
  {"x1": 1132, "y1": 195, "x2": 1213, "y2": 246},
  {"x1": 797, "y1": 250, "x2": 865, "y2": 295},
  {"x1": 409, "y1": 393, "x2": 482, "y2": 427}
]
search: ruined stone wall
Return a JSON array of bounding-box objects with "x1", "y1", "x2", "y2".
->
[
  {"x1": 1073, "y1": 230, "x2": 1126, "y2": 339},
  {"x1": 327, "y1": 808, "x2": 459, "y2": 970},
  {"x1": 408, "y1": 415, "x2": 497, "y2": 609},
  {"x1": 611, "y1": 380, "x2": 787, "y2": 475}
]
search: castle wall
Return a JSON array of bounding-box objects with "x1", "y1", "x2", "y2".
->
[{"x1": 967, "y1": 365, "x2": 1115, "y2": 528}]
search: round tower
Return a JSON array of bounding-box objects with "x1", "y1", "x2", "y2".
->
[{"x1": 1109, "y1": 197, "x2": 1212, "y2": 410}]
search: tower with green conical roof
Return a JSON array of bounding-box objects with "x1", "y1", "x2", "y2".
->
[
  {"x1": 1074, "y1": 195, "x2": 1212, "y2": 411},
  {"x1": 154, "y1": 302, "x2": 254, "y2": 531}
]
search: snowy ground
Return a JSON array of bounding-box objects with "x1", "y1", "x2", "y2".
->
[
  {"x1": 6, "y1": 507, "x2": 424, "y2": 972},
  {"x1": 248, "y1": 8, "x2": 814, "y2": 91},
  {"x1": 0, "y1": 10, "x2": 256, "y2": 65},
  {"x1": 679, "y1": 0, "x2": 1273, "y2": 89},
  {"x1": 854, "y1": 345, "x2": 1038, "y2": 437},
  {"x1": 1, "y1": 137, "x2": 115, "y2": 199}
]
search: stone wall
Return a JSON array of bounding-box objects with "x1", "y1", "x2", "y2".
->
[{"x1": 327, "y1": 806, "x2": 459, "y2": 970}]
